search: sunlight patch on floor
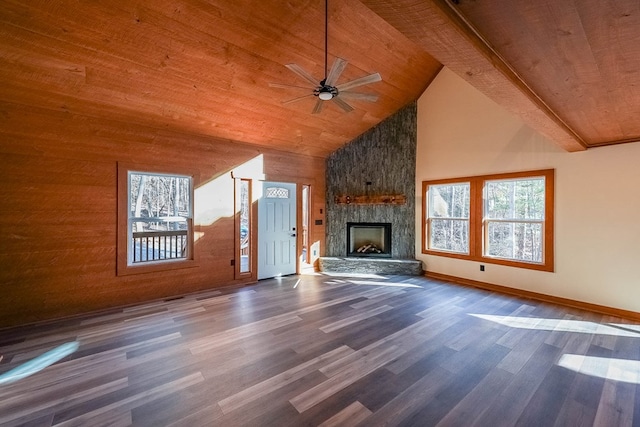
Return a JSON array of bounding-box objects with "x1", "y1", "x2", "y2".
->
[
  {"x1": 470, "y1": 314, "x2": 640, "y2": 337},
  {"x1": 0, "y1": 342, "x2": 79, "y2": 385},
  {"x1": 558, "y1": 354, "x2": 640, "y2": 384}
]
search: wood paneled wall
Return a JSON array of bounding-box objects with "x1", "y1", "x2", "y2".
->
[
  {"x1": 325, "y1": 102, "x2": 416, "y2": 258},
  {"x1": 0, "y1": 103, "x2": 325, "y2": 328}
]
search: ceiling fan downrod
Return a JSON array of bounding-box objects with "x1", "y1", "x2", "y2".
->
[
  {"x1": 270, "y1": 0, "x2": 382, "y2": 113},
  {"x1": 324, "y1": 0, "x2": 328, "y2": 82},
  {"x1": 317, "y1": 0, "x2": 336, "y2": 101}
]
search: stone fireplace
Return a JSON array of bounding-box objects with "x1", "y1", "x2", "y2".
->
[
  {"x1": 347, "y1": 222, "x2": 392, "y2": 258},
  {"x1": 320, "y1": 102, "x2": 423, "y2": 275}
]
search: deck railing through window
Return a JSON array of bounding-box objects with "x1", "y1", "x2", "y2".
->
[
  {"x1": 132, "y1": 230, "x2": 188, "y2": 263},
  {"x1": 240, "y1": 235, "x2": 249, "y2": 256}
]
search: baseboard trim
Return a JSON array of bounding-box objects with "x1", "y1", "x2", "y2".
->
[{"x1": 425, "y1": 271, "x2": 640, "y2": 321}]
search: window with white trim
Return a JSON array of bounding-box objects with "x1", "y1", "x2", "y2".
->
[
  {"x1": 128, "y1": 172, "x2": 192, "y2": 264},
  {"x1": 117, "y1": 164, "x2": 195, "y2": 275}
]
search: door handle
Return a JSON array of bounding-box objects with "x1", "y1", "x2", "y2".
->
[{"x1": 290, "y1": 233, "x2": 296, "y2": 237}]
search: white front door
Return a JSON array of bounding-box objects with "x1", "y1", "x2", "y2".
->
[{"x1": 257, "y1": 182, "x2": 297, "y2": 279}]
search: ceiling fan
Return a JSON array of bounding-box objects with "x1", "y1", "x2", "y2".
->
[{"x1": 269, "y1": 0, "x2": 382, "y2": 114}]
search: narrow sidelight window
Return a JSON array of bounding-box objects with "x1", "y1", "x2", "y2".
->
[{"x1": 237, "y1": 178, "x2": 252, "y2": 274}]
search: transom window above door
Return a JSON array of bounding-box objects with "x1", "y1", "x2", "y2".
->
[{"x1": 265, "y1": 187, "x2": 290, "y2": 199}]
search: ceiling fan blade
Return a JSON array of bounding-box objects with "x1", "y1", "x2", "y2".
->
[
  {"x1": 332, "y1": 97, "x2": 354, "y2": 113},
  {"x1": 285, "y1": 63, "x2": 320, "y2": 86},
  {"x1": 339, "y1": 91, "x2": 379, "y2": 102},
  {"x1": 312, "y1": 99, "x2": 324, "y2": 114},
  {"x1": 325, "y1": 57, "x2": 348, "y2": 87},
  {"x1": 269, "y1": 82, "x2": 314, "y2": 90},
  {"x1": 336, "y1": 72, "x2": 382, "y2": 92},
  {"x1": 282, "y1": 93, "x2": 315, "y2": 105}
]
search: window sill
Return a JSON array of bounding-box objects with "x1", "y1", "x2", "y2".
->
[
  {"x1": 423, "y1": 249, "x2": 554, "y2": 272},
  {"x1": 116, "y1": 258, "x2": 199, "y2": 276}
]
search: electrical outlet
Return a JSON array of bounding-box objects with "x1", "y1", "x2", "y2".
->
[{"x1": 480, "y1": 265, "x2": 485, "y2": 272}]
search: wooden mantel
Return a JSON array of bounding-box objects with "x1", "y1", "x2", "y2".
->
[{"x1": 334, "y1": 194, "x2": 406, "y2": 205}]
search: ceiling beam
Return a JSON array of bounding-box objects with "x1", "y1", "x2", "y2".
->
[{"x1": 362, "y1": 0, "x2": 587, "y2": 152}]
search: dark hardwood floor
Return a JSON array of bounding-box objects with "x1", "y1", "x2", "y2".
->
[{"x1": 1, "y1": 273, "x2": 639, "y2": 426}]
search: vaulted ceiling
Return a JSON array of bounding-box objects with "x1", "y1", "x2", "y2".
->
[{"x1": 2, "y1": 0, "x2": 639, "y2": 157}]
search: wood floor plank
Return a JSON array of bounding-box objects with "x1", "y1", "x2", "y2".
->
[
  {"x1": 0, "y1": 377, "x2": 129, "y2": 426},
  {"x1": 329, "y1": 366, "x2": 407, "y2": 416},
  {"x1": 436, "y1": 367, "x2": 514, "y2": 426},
  {"x1": 188, "y1": 313, "x2": 303, "y2": 355},
  {"x1": 495, "y1": 329, "x2": 549, "y2": 375},
  {"x1": 0, "y1": 273, "x2": 638, "y2": 426},
  {"x1": 348, "y1": 289, "x2": 406, "y2": 309},
  {"x1": 318, "y1": 401, "x2": 372, "y2": 427},
  {"x1": 131, "y1": 380, "x2": 222, "y2": 427},
  {"x1": 593, "y1": 378, "x2": 636, "y2": 426},
  {"x1": 515, "y1": 364, "x2": 577, "y2": 426},
  {"x1": 319, "y1": 305, "x2": 394, "y2": 333},
  {"x1": 291, "y1": 344, "x2": 406, "y2": 413},
  {"x1": 355, "y1": 365, "x2": 454, "y2": 426},
  {"x1": 472, "y1": 343, "x2": 565, "y2": 427},
  {"x1": 634, "y1": 383, "x2": 640, "y2": 427},
  {"x1": 398, "y1": 343, "x2": 511, "y2": 426},
  {"x1": 553, "y1": 388, "x2": 600, "y2": 427},
  {"x1": 218, "y1": 345, "x2": 355, "y2": 415},
  {"x1": 215, "y1": 371, "x2": 327, "y2": 426},
  {"x1": 53, "y1": 372, "x2": 205, "y2": 426},
  {"x1": 165, "y1": 403, "x2": 224, "y2": 427}
]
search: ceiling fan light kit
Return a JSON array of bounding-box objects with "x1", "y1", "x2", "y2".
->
[
  {"x1": 316, "y1": 84, "x2": 337, "y2": 100},
  {"x1": 269, "y1": 0, "x2": 382, "y2": 113}
]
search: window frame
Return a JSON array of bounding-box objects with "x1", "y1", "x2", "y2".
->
[
  {"x1": 234, "y1": 177, "x2": 254, "y2": 278},
  {"x1": 117, "y1": 162, "x2": 198, "y2": 276},
  {"x1": 426, "y1": 180, "x2": 472, "y2": 255},
  {"x1": 423, "y1": 169, "x2": 554, "y2": 272}
]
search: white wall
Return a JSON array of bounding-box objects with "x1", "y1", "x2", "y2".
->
[{"x1": 416, "y1": 67, "x2": 640, "y2": 313}]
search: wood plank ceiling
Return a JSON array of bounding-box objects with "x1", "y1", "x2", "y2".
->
[
  {"x1": 363, "y1": 0, "x2": 640, "y2": 151},
  {"x1": 2, "y1": 0, "x2": 639, "y2": 156},
  {"x1": 0, "y1": 0, "x2": 440, "y2": 158}
]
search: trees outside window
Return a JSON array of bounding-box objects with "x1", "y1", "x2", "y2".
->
[
  {"x1": 485, "y1": 177, "x2": 545, "y2": 263},
  {"x1": 427, "y1": 182, "x2": 470, "y2": 254},
  {"x1": 236, "y1": 178, "x2": 252, "y2": 276},
  {"x1": 117, "y1": 164, "x2": 196, "y2": 275},
  {"x1": 423, "y1": 169, "x2": 554, "y2": 271},
  {"x1": 128, "y1": 172, "x2": 192, "y2": 264}
]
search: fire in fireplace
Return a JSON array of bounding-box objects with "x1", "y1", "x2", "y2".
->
[{"x1": 346, "y1": 222, "x2": 392, "y2": 258}]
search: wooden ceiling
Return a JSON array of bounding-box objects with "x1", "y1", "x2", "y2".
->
[
  {"x1": 0, "y1": 0, "x2": 440, "y2": 158},
  {"x1": 2, "y1": 0, "x2": 639, "y2": 156},
  {"x1": 364, "y1": 0, "x2": 640, "y2": 151}
]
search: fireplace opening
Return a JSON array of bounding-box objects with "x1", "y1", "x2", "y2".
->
[{"x1": 347, "y1": 222, "x2": 392, "y2": 258}]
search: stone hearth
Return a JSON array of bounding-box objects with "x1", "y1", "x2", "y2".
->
[{"x1": 319, "y1": 257, "x2": 423, "y2": 276}]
